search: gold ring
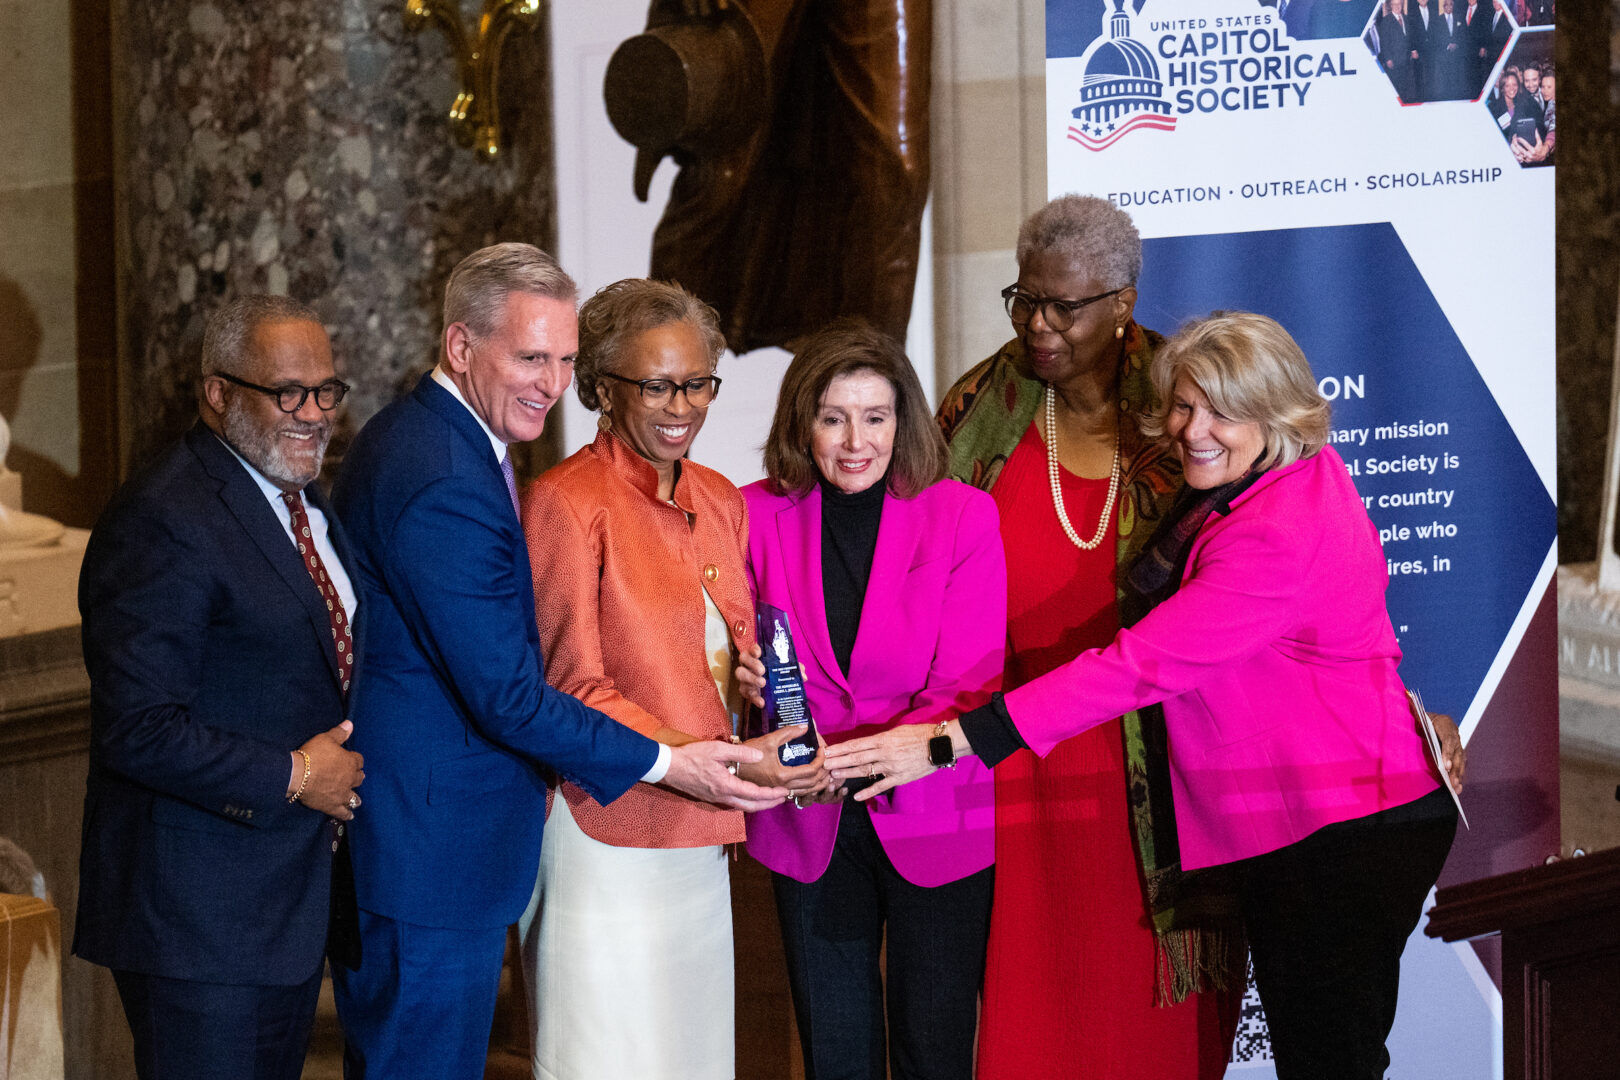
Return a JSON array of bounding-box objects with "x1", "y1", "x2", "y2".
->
[{"x1": 867, "y1": 764, "x2": 876, "y2": 779}]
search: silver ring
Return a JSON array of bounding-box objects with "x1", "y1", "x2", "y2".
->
[
  {"x1": 347, "y1": 795, "x2": 360, "y2": 810},
  {"x1": 867, "y1": 763, "x2": 876, "y2": 779},
  {"x1": 793, "y1": 794, "x2": 806, "y2": 809}
]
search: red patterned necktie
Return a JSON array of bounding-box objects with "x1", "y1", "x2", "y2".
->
[{"x1": 283, "y1": 491, "x2": 353, "y2": 697}]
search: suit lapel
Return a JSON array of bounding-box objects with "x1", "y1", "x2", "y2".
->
[
  {"x1": 414, "y1": 374, "x2": 506, "y2": 490},
  {"x1": 412, "y1": 374, "x2": 536, "y2": 641},
  {"x1": 309, "y1": 482, "x2": 354, "y2": 574},
  {"x1": 189, "y1": 425, "x2": 343, "y2": 688},
  {"x1": 776, "y1": 488, "x2": 851, "y2": 694},
  {"x1": 846, "y1": 491, "x2": 916, "y2": 690}
]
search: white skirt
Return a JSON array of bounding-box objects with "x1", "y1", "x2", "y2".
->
[{"x1": 518, "y1": 795, "x2": 735, "y2": 1080}]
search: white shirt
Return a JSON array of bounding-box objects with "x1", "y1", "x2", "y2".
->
[
  {"x1": 218, "y1": 435, "x2": 358, "y2": 620},
  {"x1": 428, "y1": 365, "x2": 672, "y2": 785}
]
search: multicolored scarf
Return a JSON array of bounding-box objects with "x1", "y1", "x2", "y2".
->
[
  {"x1": 1123, "y1": 472, "x2": 1260, "y2": 622},
  {"x1": 937, "y1": 325, "x2": 1245, "y2": 1004}
]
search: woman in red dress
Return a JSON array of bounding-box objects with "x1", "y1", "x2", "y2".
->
[{"x1": 934, "y1": 195, "x2": 1240, "y2": 1078}]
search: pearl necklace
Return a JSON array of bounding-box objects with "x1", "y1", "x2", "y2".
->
[{"x1": 1045, "y1": 384, "x2": 1120, "y2": 551}]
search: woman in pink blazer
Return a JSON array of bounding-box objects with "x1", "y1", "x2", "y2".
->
[
  {"x1": 827, "y1": 312, "x2": 1458, "y2": 1080},
  {"x1": 743, "y1": 321, "x2": 1005, "y2": 1080}
]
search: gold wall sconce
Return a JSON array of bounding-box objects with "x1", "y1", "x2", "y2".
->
[{"x1": 404, "y1": 0, "x2": 542, "y2": 160}]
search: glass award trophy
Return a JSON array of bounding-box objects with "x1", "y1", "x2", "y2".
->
[{"x1": 755, "y1": 602, "x2": 819, "y2": 766}]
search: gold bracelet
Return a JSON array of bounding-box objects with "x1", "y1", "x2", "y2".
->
[{"x1": 288, "y1": 749, "x2": 311, "y2": 803}]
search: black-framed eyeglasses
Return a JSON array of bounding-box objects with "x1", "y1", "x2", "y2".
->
[
  {"x1": 1001, "y1": 285, "x2": 1123, "y2": 332},
  {"x1": 213, "y1": 371, "x2": 351, "y2": 413},
  {"x1": 600, "y1": 373, "x2": 722, "y2": 408}
]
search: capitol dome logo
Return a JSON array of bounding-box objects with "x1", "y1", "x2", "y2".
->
[{"x1": 1068, "y1": 0, "x2": 1177, "y2": 151}]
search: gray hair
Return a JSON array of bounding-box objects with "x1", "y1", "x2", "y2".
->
[
  {"x1": 575, "y1": 279, "x2": 725, "y2": 411},
  {"x1": 1016, "y1": 194, "x2": 1142, "y2": 291},
  {"x1": 200, "y1": 295, "x2": 322, "y2": 377},
  {"x1": 443, "y1": 242, "x2": 578, "y2": 342},
  {"x1": 1141, "y1": 311, "x2": 1331, "y2": 471}
]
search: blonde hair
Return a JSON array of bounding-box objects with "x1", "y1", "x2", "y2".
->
[{"x1": 1141, "y1": 311, "x2": 1330, "y2": 471}]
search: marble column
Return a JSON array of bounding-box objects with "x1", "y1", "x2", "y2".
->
[
  {"x1": 1553, "y1": 3, "x2": 1620, "y2": 562},
  {"x1": 112, "y1": 0, "x2": 559, "y2": 473},
  {"x1": 929, "y1": 0, "x2": 1046, "y2": 392}
]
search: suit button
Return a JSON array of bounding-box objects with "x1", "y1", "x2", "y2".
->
[
  {"x1": 336, "y1": 823, "x2": 344, "y2": 837},
  {"x1": 703, "y1": 564, "x2": 718, "y2": 582},
  {"x1": 841, "y1": 693, "x2": 853, "y2": 709},
  {"x1": 332, "y1": 840, "x2": 340, "y2": 853},
  {"x1": 733, "y1": 620, "x2": 746, "y2": 636}
]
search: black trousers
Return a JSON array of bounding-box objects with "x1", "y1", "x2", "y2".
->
[
  {"x1": 772, "y1": 804, "x2": 994, "y2": 1080},
  {"x1": 1233, "y1": 785, "x2": 1459, "y2": 1080},
  {"x1": 113, "y1": 962, "x2": 324, "y2": 1080}
]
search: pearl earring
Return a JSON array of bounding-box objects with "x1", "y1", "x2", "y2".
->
[{"x1": 1115, "y1": 326, "x2": 1125, "y2": 339}]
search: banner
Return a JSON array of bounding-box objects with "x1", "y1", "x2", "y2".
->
[{"x1": 1046, "y1": 1, "x2": 1559, "y2": 1076}]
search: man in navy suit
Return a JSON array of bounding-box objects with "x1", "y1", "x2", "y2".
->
[
  {"x1": 330, "y1": 243, "x2": 785, "y2": 1078},
  {"x1": 1432, "y1": 0, "x2": 1466, "y2": 99},
  {"x1": 1461, "y1": 0, "x2": 1510, "y2": 93},
  {"x1": 75, "y1": 296, "x2": 367, "y2": 1079},
  {"x1": 1408, "y1": 0, "x2": 1436, "y2": 100},
  {"x1": 1379, "y1": 0, "x2": 1420, "y2": 102}
]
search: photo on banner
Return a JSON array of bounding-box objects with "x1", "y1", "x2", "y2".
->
[{"x1": 1046, "y1": 1, "x2": 1557, "y2": 1076}]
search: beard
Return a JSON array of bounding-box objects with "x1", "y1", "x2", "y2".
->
[{"x1": 221, "y1": 398, "x2": 332, "y2": 489}]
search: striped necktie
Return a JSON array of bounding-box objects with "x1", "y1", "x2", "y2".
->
[{"x1": 500, "y1": 450, "x2": 521, "y2": 521}]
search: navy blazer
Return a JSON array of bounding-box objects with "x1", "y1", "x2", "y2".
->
[
  {"x1": 332, "y1": 373, "x2": 657, "y2": 929},
  {"x1": 75, "y1": 423, "x2": 354, "y2": 986},
  {"x1": 1378, "y1": 13, "x2": 1418, "y2": 102}
]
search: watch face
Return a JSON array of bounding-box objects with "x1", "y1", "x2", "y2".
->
[{"x1": 928, "y1": 734, "x2": 955, "y2": 768}]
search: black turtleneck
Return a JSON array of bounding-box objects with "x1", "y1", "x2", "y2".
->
[{"x1": 819, "y1": 472, "x2": 886, "y2": 676}]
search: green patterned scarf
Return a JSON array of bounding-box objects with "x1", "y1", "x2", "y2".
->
[{"x1": 937, "y1": 324, "x2": 1244, "y2": 1004}]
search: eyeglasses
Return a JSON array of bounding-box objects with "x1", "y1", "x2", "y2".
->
[
  {"x1": 212, "y1": 371, "x2": 351, "y2": 413},
  {"x1": 1001, "y1": 285, "x2": 1123, "y2": 332},
  {"x1": 600, "y1": 373, "x2": 722, "y2": 408}
]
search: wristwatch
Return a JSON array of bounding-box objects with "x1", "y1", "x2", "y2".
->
[{"x1": 927, "y1": 720, "x2": 957, "y2": 770}]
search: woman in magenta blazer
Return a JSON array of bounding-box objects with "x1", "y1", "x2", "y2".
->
[
  {"x1": 827, "y1": 312, "x2": 1458, "y2": 1080},
  {"x1": 743, "y1": 321, "x2": 1005, "y2": 1080}
]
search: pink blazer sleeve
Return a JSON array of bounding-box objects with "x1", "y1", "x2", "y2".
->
[{"x1": 1003, "y1": 499, "x2": 1308, "y2": 756}]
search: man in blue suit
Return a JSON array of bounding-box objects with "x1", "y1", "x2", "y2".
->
[
  {"x1": 1378, "y1": 0, "x2": 1419, "y2": 102},
  {"x1": 76, "y1": 296, "x2": 367, "y2": 1079},
  {"x1": 330, "y1": 243, "x2": 784, "y2": 1078}
]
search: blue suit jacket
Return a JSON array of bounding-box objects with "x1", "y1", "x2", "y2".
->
[
  {"x1": 332, "y1": 374, "x2": 657, "y2": 929},
  {"x1": 74, "y1": 423, "x2": 353, "y2": 986}
]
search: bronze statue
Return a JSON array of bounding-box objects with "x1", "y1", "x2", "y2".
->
[{"x1": 605, "y1": 0, "x2": 932, "y2": 354}]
